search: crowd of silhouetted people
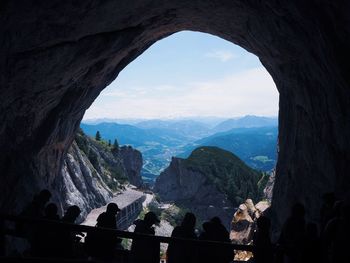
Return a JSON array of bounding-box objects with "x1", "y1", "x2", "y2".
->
[
  {"x1": 7, "y1": 189, "x2": 350, "y2": 263},
  {"x1": 253, "y1": 193, "x2": 350, "y2": 263}
]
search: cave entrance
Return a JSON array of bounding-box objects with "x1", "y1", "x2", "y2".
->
[
  {"x1": 79, "y1": 31, "x2": 278, "y2": 232},
  {"x1": 2, "y1": 2, "x2": 349, "y2": 236},
  {"x1": 82, "y1": 31, "x2": 279, "y2": 181}
]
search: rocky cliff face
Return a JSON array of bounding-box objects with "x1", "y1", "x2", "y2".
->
[
  {"x1": 154, "y1": 146, "x2": 265, "y2": 229},
  {"x1": 264, "y1": 170, "x2": 275, "y2": 202},
  {"x1": 154, "y1": 157, "x2": 234, "y2": 229},
  {"x1": 58, "y1": 131, "x2": 143, "y2": 219},
  {"x1": 59, "y1": 141, "x2": 113, "y2": 220},
  {"x1": 230, "y1": 199, "x2": 270, "y2": 244},
  {"x1": 119, "y1": 146, "x2": 143, "y2": 187}
]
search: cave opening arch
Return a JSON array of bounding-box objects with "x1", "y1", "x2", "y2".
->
[
  {"x1": 81, "y1": 30, "x2": 279, "y2": 229},
  {"x1": 1, "y1": 1, "x2": 350, "y2": 233}
]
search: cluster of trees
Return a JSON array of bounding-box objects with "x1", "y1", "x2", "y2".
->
[
  {"x1": 75, "y1": 129, "x2": 128, "y2": 190},
  {"x1": 95, "y1": 130, "x2": 119, "y2": 152}
]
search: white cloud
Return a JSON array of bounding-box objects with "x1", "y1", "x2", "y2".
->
[
  {"x1": 83, "y1": 67, "x2": 278, "y2": 120},
  {"x1": 205, "y1": 50, "x2": 236, "y2": 62}
]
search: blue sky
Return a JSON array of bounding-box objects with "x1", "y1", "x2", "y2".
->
[{"x1": 83, "y1": 31, "x2": 278, "y2": 120}]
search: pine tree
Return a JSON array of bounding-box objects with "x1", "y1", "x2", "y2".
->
[
  {"x1": 112, "y1": 139, "x2": 119, "y2": 153},
  {"x1": 108, "y1": 140, "x2": 111, "y2": 147},
  {"x1": 95, "y1": 131, "x2": 101, "y2": 141}
]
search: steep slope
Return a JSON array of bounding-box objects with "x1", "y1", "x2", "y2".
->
[
  {"x1": 154, "y1": 146, "x2": 265, "y2": 228},
  {"x1": 59, "y1": 130, "x2": 143, "y2": 219},
  {"x1": 60, "y1": 141, "x2": 113, "y2": 220},
  {"x1": 180, "y1": 126, "x2": 278, "y2": 171}
]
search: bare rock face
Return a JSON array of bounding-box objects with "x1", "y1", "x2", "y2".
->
[
  {"x1": 119, "y1": 146, "x2": 143, "y2": 188},
  {"x1": 59, "y1": 132, "x2": 143, "y2": 220},
  {"x1": 264, "y1": 170, "x2": 276, "y2": 201},
  {"x1": 60, "y1": 141, "x2": 113, "y2": 220},
  {"x1": 230, "y1": 199, "x2": 270, "y2": 244},
  {"x1": 1, "y1": 1, "x2": 350, "y2": 235},
  {"x1": 154, "y1": 158, "x2": 234, "y2": 229}
]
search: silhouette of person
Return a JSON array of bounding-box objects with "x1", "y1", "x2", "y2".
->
[
  {"x1": 58, "y1": 205, "x2": 82, "y2": 258},
  {"x1": 62, "y1": 205, "x2": 81, "y2": 224},
  {"x1": 131, "y1": 211, "x2": 160, "y2": 263},
  {"x1": 253, "y1": 216, "x2": 274, "y2": 263},
  {"x1": 0, "y1": 217, "x2": 4, "y2": 257},
  {"x1": 167, "y1": 212, "x2": 197, "y2": 263},
  {"x1": 37, "y1": 203, "x2": 60, "y2": 257},
  {"x1": 301, "y1": 222, "x2": 322, "y2": 263},
  {"x1": 86, "y1": 203, "x2": 121, "y2": 259},
  {"x1": 278, "y1": 202, "x2": 306, "y2": 263},
  {"x1": 18, "y1": 189, "x2": 52, "y2": 255},
  {"x1": 320, "y1": 192, "x2": 336, "y2": 234},
  {"x1": 198, "y1": 221, "x2": 215, "y2": 263},
  {"x1": 43, "y1": 203, "x2": 60, "y2": 220},
  {"x1": 211, "y1": 217, "x2": 233, "y2": 263},
  {"x1": 20, "y1": 189, "x2": 52, "y2": 219},
  {"x1": 198, "y1": 217, "x2": 232, "y2": 263},
  {"x1": 323, "y1": 202, "x2": 350, "y2": 263}
]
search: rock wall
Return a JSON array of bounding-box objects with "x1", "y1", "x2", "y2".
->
[
  {"x1": 264, "y1": 170, "x2": 275, "y2": 202},
  {"x1": 1, "y1": 1, "x2": 350, "y2": 235},
  {"x1": 230, "y1": 199, "x2": 270, "y2": 244},
  {"x1": 154, "y1": 158, "x2": 234, "y2": 229},
  {"x1": 119, "y1": 146, "x2": 143, "y2": 187},
  {"x1": 57, "y1": 132, "x2": 143, "y2": 219},
  {"x1": 59, "y1": 141, "x2": 112, "y2": 220}
]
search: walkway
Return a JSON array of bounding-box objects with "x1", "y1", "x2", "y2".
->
[{"x1": 83, "y1": 186, "x2": 146, "y2": 229}]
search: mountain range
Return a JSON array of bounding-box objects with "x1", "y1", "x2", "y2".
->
[
  {"x1": 179, "y1": 126, "x2": 278, "y2": 171},
  {"x1": 81, "y1": 115, "x2": 278, "y2": 182}
]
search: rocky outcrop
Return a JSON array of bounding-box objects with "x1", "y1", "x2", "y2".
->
[
  {"x1": 264, "y1": 170, "x2": 275, "y2": 201},
  {"x1": 230, "y1": 199, "x2": 270, "y2": 244},
  {"x1": 119, "y1": 146, "x2": 143, "y2": 187},
  {"x1": 154, "y1": 157, "x2": 235, "y2": 229},
  {"x1": 1, "y1": 1, "x2": 350, "y2": 237},
  {"x1": 59, "y1": 132, "x2": 143, "y2": 219},
  {"x1": 154, "y1": 147, "x2": 266, "y2": 229},
  {"x1": 60, "y1": 141, "x2": 113, "y2": 220}
]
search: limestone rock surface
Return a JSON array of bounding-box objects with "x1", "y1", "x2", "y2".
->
[
  {"x1": 58, "y1": 132, "x2": 143, "y2": 220},
  {"x1": 60, "y1": 141, "x2": 112, "y2": 220},
  {"x1": 154, "y1": 157, "x2": 234, "y2": 229},
  {"x1": 230, "y1": 199, "x2": 270, "y2": 244},
  {"x1": 119, "y1": 146, "x2": 143, "y2": 188},
  {"x1": 264, "y1": 170, "x2": 275, "y2": 201}
]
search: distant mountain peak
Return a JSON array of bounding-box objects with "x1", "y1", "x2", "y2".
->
[{"x1": 213, "y1": 115, "x2": 278, "y2": 133}]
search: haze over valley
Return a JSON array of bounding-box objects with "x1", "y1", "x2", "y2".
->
[{"x1": 81, "y1": 115, "x2": 278, "y2": 184}]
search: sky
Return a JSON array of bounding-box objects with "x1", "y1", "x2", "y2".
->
[{"x1": 83, "y1": 31, "x2": 279, "y2": 120}]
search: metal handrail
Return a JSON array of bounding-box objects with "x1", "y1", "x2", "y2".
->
[{"x1": 0, "y1": 213, "x2": 253, "y2": 251}]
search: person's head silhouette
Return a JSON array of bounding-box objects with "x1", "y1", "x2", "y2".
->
[
  {"x1": 38, "y1": 189, "x2": 52, "y2": 205},
  {"x1": 181, "y1": 212, "x2": 196, "y2": 230},
  {"x1": 306, "y1": 222, "x2": 318, "y2": 238},
  {"x1": 144, "y1": 212, "x2": 160, "y2": 227},
  {"x1": 44, "y1": 203, "x2": 58, "y2": 219},
  {"x1": 210, "y1": 216, "x2": 222, "y2": 225},
  {"x1": 291, "y1": 202, "x2": 305, "y2": 218},
  {"x1": 256, "y1": 216, "x2": 271, "y2": 233},
  {"x1": 106, "y1": 203, "x2": 120, "y2": 215},
  {"x1": 63, "y1": 205, "x2": 81, "y2": 223},
  {"x1": 202, "y1": 221, "x2": 214, "y2": 233}
]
